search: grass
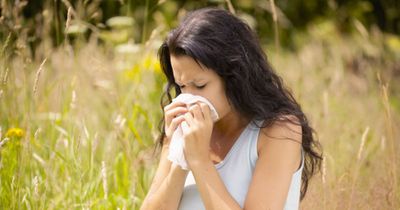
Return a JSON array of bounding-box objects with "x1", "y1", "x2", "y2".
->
[
  {"x1": 1, "y1": 17, "x2": 400, "y2": 210},
  {"x1": 1, "y1": 35, "x2": 165, "y2": 208}
]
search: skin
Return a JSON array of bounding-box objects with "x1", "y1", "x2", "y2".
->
[{"x1": 141, "y1": 55, "x2": 303, "y2": 210}]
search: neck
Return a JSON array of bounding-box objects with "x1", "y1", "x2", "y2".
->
[{"x1": 212, "y1": 110, "x2": 251, "y2": 141}]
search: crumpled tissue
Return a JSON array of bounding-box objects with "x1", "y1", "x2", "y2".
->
[{"x1": 167, "y1": 93, "x2": 219, "y2": 170}]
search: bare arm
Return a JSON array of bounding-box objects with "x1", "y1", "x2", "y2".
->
[
  {"x1": 244, "y1": 118, "x2": 302, "y2": 210},
  {"x1": 141, "y1": 161, "x2": 188, "y2": 210},
  {"x1": 189, "y1": 119, "x2": 302, "y2": 210},
  {"x1": 190, "y1": 160, "x2": 242, "y2": 210},
  {"x1": 141, "y1": 101, "x2": 190, "y2": 210},
  {"x1": 145, "y1": 141, "x2": 172, "y2": 196}
]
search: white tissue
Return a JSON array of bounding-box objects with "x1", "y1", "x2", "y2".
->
[{"x1": 167, "y1": 93, "x2": 219, "y2": 170}]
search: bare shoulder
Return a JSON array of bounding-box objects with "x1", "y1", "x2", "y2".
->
[
  {"x1": 257, "y1": 115, "x2": 303, "y2": 172},
  {"x1": 244, "y1": 115, "x2": 304, "y2": 209}
]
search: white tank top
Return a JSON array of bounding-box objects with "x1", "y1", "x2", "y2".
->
[{"x1": 178, "y1": 119, "x2": 304, "y2": 210}]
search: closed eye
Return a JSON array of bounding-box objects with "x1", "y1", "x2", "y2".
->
[
  {"x1": 196, "y1": 84, "x2": 206, "y2": 89},
  {"x1": 178, "y1": 84, "x2": 206, "y2": 89}
]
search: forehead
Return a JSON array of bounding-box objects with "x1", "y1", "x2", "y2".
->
[{"x1": 170, "y1": 55, "x2": 209, "y2": 82}]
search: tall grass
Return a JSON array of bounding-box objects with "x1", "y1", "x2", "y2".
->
[
  {"x1": 1, "y1": 7, "x2": 399, "y2": 210},
  {"x1": 1, "y1": 31, "x2": 165, "y2": 208},
  {"x1": 283, "y1": 22, "x2": 400, "y2": 209}
]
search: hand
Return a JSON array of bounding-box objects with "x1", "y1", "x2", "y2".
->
[
  {"x1": 163, "y1": 101, "x2": 189, "y2": 145},
  {"x1": 181, "y1": 102, "x2": 214, "y2": 167}
]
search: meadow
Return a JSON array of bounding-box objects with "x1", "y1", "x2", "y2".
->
[{"x1": 1, "y1": 5, "x2": 400, "y2": 210}]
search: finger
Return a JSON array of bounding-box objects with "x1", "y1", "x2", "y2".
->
[
  {"x1": 164, "y1": 101, "x2": 187, "y2": 124},
  {"x1": 200, "y1": 103, "x2": 212, "y2": 123},
  {"x1": 166, "y1": 115, "x2": 186, "y2": 136},
  {"x1": 181, "y1": 121, "x2": 190, "y2": 134},
  {"x1": 164, "y1": 101, "x2": 186, "y2": 112},
  {"x1": 189, "y1": 103, "x2": 204, "y2": 121},
  {"x1": 165, "y1": 106, "x2": 188, "y2": 127},
  {"x1": 183, "y1": 112, "x2": 194, "y2": 127}
]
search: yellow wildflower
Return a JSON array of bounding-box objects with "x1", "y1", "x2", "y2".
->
[
  {"x1": 143, "y1": 54, "x2": 162, "y2": 74},
  {"x1": 143, "y1": 55, "x2": 153, "y2": 70},
  {"x1": 5, "y1": 128, "x2": 24, "y2": 138},
  {"x1": 154, "y1": 61, "x2": 161, "y2": 74}
]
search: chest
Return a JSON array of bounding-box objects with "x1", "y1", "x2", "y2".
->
[
  {"x1": 208, "y1": 128, "x2": 246, "y2": 164},
  {"x1": 209, "y1": 139, "x2": 235, "y2": 164}
]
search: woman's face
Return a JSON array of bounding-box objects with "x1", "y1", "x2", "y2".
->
[{"x1": 170, "y1": 55, "x2": 232, "y2": 120}]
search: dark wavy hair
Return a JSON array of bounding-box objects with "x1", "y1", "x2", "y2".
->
[{"x1": 156, "y1": 7, "x2": 322, "y2": 200}]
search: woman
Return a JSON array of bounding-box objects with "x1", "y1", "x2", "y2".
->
[{"x1": 141, "y1": 7, "x2": 322, "y2": 210}]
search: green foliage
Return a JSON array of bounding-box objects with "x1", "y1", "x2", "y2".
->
[{"x1": 1, "y1": 0, "x2": 399, "y2": 51}]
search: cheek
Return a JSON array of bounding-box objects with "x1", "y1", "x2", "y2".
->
[
  {"x1": 206, "y1": 89, "x2": 231, "y2": 119},
  {"x1": 215, "y1": 96, "x2": 231, "y2": 118}
]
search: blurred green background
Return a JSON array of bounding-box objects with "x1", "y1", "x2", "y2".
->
[
  {"x1": 0, "y1": 0, "x2": 399, "y2": 209},
  {"x1": 1, "y1": 0, "x2": 400, "y2": 50}
]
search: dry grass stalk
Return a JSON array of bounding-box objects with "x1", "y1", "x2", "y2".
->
[
  {"x1": 0, "y1": 138, "x2": 9, "y2": 148},
  {"x1": 2, "y1": 67, "x2": 9, "y2": 86},
  {"x1": 65, "y1": 7, "x2": 72, "y2": 31},
  {"x1": 32, "y1": 176, "x2": 39, "y2": 198},
  {"x1": 380, "y1": 136, "x2": 386, "y2": 151},
  {"x1": 377, "y1": 72, "x2": 398, "y2": 207},
  {"x1": 357, "y1": 126, "x2": 370, "y2": 160},
  {"x1": 1, "y1": 32, "x2": 11, "y2": 55},
  {"x1": 34, "y1": 127, "x2": 41, "y2": 140},
  {"x1": 101, "y1": 161, "x2": 108, "y2": 199},
  {"x1": 70, "y1": 90, "x2": 76, "y2": 109},
  {"x1": 225, "y1": 0, "x2": 236, "y2": 15},
  {"x1": 269, "y1": 0, "x2": 280, "y2": 51},
  {"x1": 61, "y1": 0, "x2": 98, "y2": 36},
  {"x1": 32, "y1": 153, "x2": 45, "y2": 166},
  {"x1": 157, "y1": 0, "x2": 166, "y2": 6},
  {"x1": 380, "y1": 83, "x2": 398, "y2": 207},
  {"x1": 33, "y1": 58, "x2": 47, "y2": 95},
  {"x1": 60, "y1": 0, "x2": 75, "y2": 14},
  {"x1": 348, "y1": 126, "x2": 370, "y2": 210}
]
